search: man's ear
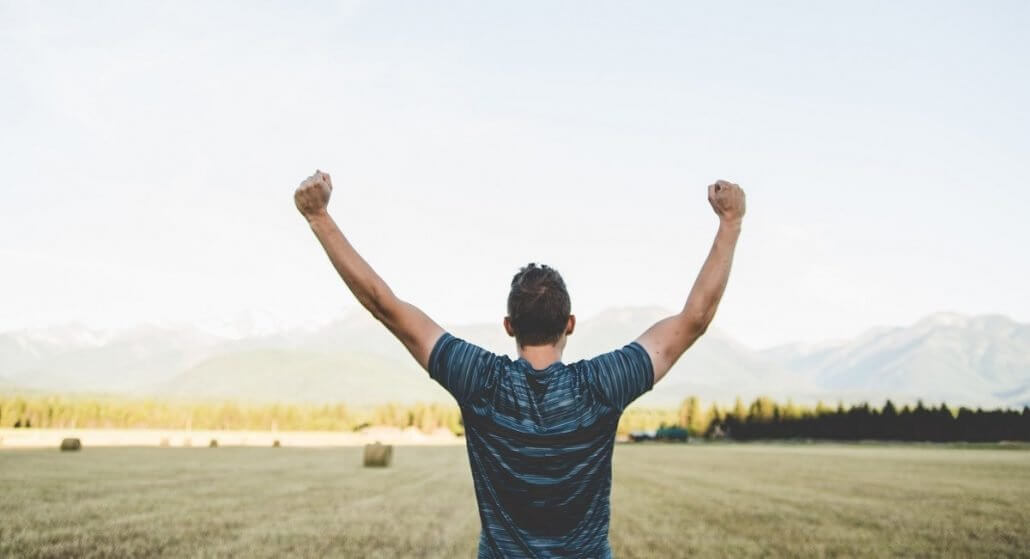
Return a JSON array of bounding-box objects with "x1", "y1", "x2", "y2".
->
[
  {"x1": 566, "y1": 315, "x2": 576, "y2": 336},
  {"x1": 503, "y1": 316, "x2": 516, "y2": 337}
]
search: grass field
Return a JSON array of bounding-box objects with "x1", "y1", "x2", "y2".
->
[{"x1": 1, "y1": 443, "x2": 1028, "y2": 558}]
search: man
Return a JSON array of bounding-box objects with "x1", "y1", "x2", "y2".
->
[{"x1": 294, "y1": 171, "x2": 745, "y2": 558}]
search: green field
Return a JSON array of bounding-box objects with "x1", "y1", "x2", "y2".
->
[{"x1": 1, "y1": 444, "x2": 1028, "y2": 558}]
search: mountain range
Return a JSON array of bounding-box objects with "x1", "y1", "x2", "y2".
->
[{"x1": 1, "y1": 308, "x2": 1027, "y2": 409}]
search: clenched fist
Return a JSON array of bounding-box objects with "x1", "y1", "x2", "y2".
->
[
  {"x1": 707, "y1": 179, "x2": 746, "y2": 225},
  {"x1": 294, "y1": 170, "x2": 332, "y2": 220}
]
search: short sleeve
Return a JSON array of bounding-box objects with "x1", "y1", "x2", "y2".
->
[
  {"x1": 428, "y1": 333, "x2": 501, "y2": 405},
  {"x1": 584, "y1": 342, "x2": 654, "y2": 411}
]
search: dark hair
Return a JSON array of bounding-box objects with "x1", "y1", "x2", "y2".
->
[{"x1": 507, "y1": 263, "x2": 571, "y2": 346}]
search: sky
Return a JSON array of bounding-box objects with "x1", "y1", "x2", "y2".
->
[{"x1": 1, "y1": 1, "x2": 1028, "y2": 349}]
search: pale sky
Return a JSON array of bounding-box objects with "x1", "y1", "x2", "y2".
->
[{"x1": 1, "y1": 1, "x2": 1028, "y2": 349}]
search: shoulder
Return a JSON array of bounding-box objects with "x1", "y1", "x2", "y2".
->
[
  {"x1": 572, "y1": 342, "x2": 654, "y2": 410},
  {"x1": 430, "y1": 333, "x2": 509, "y2": 363},
  {"x1": 578, "y1": 342, "x2": 652, "y2": 372},
  {"x1": 428, "y1": 333, "x2": 511, "y2": 385}
]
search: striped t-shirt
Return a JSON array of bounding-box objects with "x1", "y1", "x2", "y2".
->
[{"x1": 428, "y1": 333, "x2": 654, "y2": 558}]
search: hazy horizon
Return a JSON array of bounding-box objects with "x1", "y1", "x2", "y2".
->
[
  {"x1": 3, "y1": 1, "x2": 1028, "y2": 348},
  {"x1": 1, "y1": 303, "x2": 1019, "y2": 353}
]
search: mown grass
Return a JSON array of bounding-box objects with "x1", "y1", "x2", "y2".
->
[{"x1": 1, "y1": 443, "x2": 1027, "y2": 558}]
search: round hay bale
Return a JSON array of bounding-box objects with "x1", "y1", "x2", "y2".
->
[
  {"x1": 60, "y1": 438, "x2": 82, "y2": 451},
  {"x1": 363, "y1": 442, "x2": 393, "y2": 467},
  {"x1": 272, "y1": 439, "x2": 281, "y2": 448},
  {"x1": 208, "y1": 439, "x2": 218, "y2": 448}
]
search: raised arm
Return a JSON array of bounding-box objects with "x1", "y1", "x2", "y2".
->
[
  {"x1": 294, "y1": 170, "x2": 444, "y2": 370},
  {"x1": 636, "y1": 179, "x2": 746, "y2": 384}
]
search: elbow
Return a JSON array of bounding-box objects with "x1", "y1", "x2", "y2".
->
[
  {"x1": 694, "y1": 320, "x2": 709, "y2": 338},
  {"x1": 691, "y1": 319, "x2": 709, "y2": 339},
  {"x1": 360, "y1": 288, "x2": 395, "y2": 323},
  {"x1": 365, "y1": 299, "x2": 390, "y2": 323},
  {"x1": 683, "y1": 295, "x2": 722, "y2": 338},
  {"x1": 681, "y1": 311, "x2": 711, "y2": 339}
]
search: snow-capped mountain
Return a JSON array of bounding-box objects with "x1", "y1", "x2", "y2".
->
[
  {"x1": 760, "y1": 312, "x2": 1030, "y2": 408},
  {"x1": 1, "y1": 309, "x2": 1027, "y2": 408}
]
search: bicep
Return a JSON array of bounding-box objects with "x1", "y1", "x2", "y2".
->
[
  {"x1": 634, "y1": 313, "x2": 705, "y2": 384},
  {"x1": 377, "y1": 298, "x2": 445, "y2": 371}
]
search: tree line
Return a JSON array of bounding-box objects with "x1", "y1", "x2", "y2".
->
[
  {"x1": 0, "y1": 395, "x2": 462, "y2": 435},
  {"x1": 651, "y1": 396, "x2": 1029, "y2": 442},
  {"x1": 2, "y1": 394, "x2": 1027, "y2": 442}
]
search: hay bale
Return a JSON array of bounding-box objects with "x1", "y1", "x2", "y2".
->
[
  {"x1": 159, "y1": 437, "x2": 170, "y2": 447},
  {"x1": 208, "y1": 439, "x2": 218, "y2": 448},
  {"x1": 60, "y1": 438, "x2": 82, "y2": 451},
  {"x1": 363, "y1": 442, "x2": 392, "y2": 467},
  {"x1": 272, "y1": 439, "x2": 281, "y2": 448}
]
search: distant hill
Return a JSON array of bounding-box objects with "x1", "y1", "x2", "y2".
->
[
  {"x1": 157, "y1": 349, "x2": 449, "y2": 404},
  {"x1": 0, "y1": 323, "x2": 225, "y2": 392},
  {"x1": 759, "y1": 313, "x2": 1030, "y2": 409},
  {"x1": 1, "y1": 309, "x2": 1027, "y2": 408}
]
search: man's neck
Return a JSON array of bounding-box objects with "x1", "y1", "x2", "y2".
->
[{"x1": 517, "y1": 342, "x2": 565, "y2": 370}]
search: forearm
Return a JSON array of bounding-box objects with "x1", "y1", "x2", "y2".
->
[
  {"x1": 306, "y1": 211, "x2": 397, "y2": 319},
  {"x1": 294, "y1": 170, "x2": 444, "y2": 370},
  {"x1": 679, "y1": 220, "x2": 741, "y2": 332}
]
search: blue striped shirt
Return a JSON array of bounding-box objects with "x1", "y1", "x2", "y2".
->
[{"x1": 428, "y1": 333, "x2": 654, "y2": 558}]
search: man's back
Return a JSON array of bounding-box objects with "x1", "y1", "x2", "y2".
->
[
  {"x1": 294, "y1": 171, "x2": 743, "y2": 557},
  {"x1": 429, "y1": 333, "x2": 653, "y2": 558}
]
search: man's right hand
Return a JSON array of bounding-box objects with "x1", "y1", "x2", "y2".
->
[
  {"x1": 294, "y1": 170, "x2": 333, "y2": 221},
  {"x1": 708, "y1": 179, "x2": 746, "y2": 225}
]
